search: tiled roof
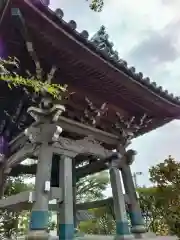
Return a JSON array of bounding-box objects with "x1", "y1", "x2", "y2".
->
[{"x1": 45, "y1": 4, "x2": 180, "y2": 105}]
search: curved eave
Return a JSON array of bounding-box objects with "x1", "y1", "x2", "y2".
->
[{"x1": 8, "y1": 0, "x2": 179, "y2": 118}]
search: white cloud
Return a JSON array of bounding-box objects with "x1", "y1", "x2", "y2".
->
[{"x1": 49, "y1": 0, "x2": 180, "y2": 188}]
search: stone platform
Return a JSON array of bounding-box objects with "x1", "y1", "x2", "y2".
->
[{"x1": 16, "y1": 235, "x2": 177, "y2": 240}]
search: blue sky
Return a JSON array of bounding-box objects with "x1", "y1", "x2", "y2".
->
[{"x1": 49, "y1": 0, "x2": 180, "y2": 192}]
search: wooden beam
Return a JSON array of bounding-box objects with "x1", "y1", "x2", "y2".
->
[
  {"x1": 9, "y1": 132, "x2": 27, "y2": 154},
  {"x1": 6, "y1": 143, "x2": 39, "y2": 170},
  {"x1": 9, "y1": 121, "x2": 38, "y2": 154},
  {"x1": 76, "y1": 196, "x2": 129, "y2": 209},
  {"x1": 0, "y1": 195, "x2": 129, "y2": 212},
  {"x1": 76, "y1": 161, "x2": 107, "y2": 179},
  {"x1": 9, "y1": 116, "x2": 118, "y2": 157},
  {"x1": 7, "y1": 116, "x2": 119, "y2": 170},
  {"x1": 9, "y1": 164, "x2": 37, "y2": 176},
  {"x1": 9, "y1": 152, "x2": 121, "y2": 178},
  {"x1": 57, "y1": 116, "x2": 119, "y2": 146},
  {"x1": 9, "y1": 161, "x2": 107, "y2": 179},
  {"x1": 76, "y1": 198, "x2": 113, "y2": 210},
  {"x1": 76, "y1": 153, "x2": 122, "y2": 179},
  {"x1": 0, "y1": 187, "x2": 62, "y2": 210}
]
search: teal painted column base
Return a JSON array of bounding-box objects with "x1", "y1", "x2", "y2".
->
[
  {"x1": 114, "y1": 221, "x2": 132, "y2": 239},
  {"x1": 129, "y1": 211, "x2": 146, "y2": 234},
  {"x1": 129, "y1": 211, "x2": 144, "y2": 226},
  {"x1": 59, "y1": 223, "x2": 74, "y2": 240},
  {"x1": 116, "y1": 221, "x2": 131, "y2": 235},
  {"x1": 29, "y1": 210, "x2": 49, "y2": 230},
  {"x1": 131, "y1": 225, "x2": 147, "y2": 234},
  {"x1": 26, "y1": 210, "x2": 49, "y2": 240}
]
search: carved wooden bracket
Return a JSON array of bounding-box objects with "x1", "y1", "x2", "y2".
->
[
  {"x1": 53, "y1": 135, "x2": 112, "y2": 158},
  {"x1": 81, "y1": 97, "x2": 108, "y2": 127},
  {"x1": 114, "y1": 112, "x2": 153, "y2": 146}
]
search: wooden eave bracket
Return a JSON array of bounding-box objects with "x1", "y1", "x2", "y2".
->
[{"x1": 11, "y1": 7, "x2": 26, "y2": 35}]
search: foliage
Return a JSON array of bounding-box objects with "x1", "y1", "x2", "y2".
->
[
  {"x1": 138, "y1": 187, "x2": 169, "y2": 235},
  {"x1": 0, "y1": 57, "x2": 66, "y2": 99},
  {"x1": 76, "y1": 171, "x2": 109, "y2": 203},
  {"x1": 149, "y1": 156, "x2": 180, "y2": 238},
  {"x1": 0, "y1": 177, "x2": 33, "y2": 238},
  {"x1": 89, "y1": 0, "x2": 104, "y2": 12},
  {"x1": 80, "y1": 206, "x2": 115, "y2": 235},
  {"x1": 47, "y1": 212, "x2": 56, "y2": 233},
  {"x1": 77, "y1": 171, "x2": 115, "y2": 235},
  {"x1": 149, "y1": 155, "x2": 180, "y2": 186}
]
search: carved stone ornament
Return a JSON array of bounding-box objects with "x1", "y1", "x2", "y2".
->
[
  {"x1": 90, "y1": 26, "x2": 117, "y2": 59},
  {"x1": 27, "y1": 103, "x2": 65, "y2": 123},
  {"x1": 53, "y1": 135, "x2": 112, "y2": 158}
]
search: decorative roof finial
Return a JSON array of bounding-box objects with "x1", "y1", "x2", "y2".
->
[{"x1": 90, "y1": 26, "x2": 119, "y2": 60}]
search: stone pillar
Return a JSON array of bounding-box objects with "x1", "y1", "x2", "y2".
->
[
  {"x1": 27, "y1": 144, "x2": 53, "y2": 240},
  {"x1": 25, "y1": 88, "x2": 65, "y2": 239},
  {"x1": 109, "y1": 154, "x2": 131, "y2": 240},
  {"x1": 58, "y1": 155, "x2": 74, "y2": 240},
  {"x1": 0, "y1": 168, "x2": 7, "y2": 198},
  {"x1": 57, "y1": 204, "x2": 60, "y2": 236},
  {"x1": 121, "y1": 151, "x2": 146, "y2": 237},
  {"x1": 0, "y1": 135, "x2": 8, "y2": 198},
  {"x1": 72, "y1": 159, "x2": 78, "y2": 232}
]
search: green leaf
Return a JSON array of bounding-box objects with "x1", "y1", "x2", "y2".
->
[{"x1": 0, "y1": 57, "x2": 66, "y2": 99}]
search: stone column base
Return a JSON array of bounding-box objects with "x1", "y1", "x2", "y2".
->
[
  {"x1": 134, "y1": 233, "x2": 145, "y2": 239},
  {"x1": 131, "y1": 225, "x2": 147, "y2": 236},
  {"x1": 133, "y1": 232, "x2": 156, "y2": 239},
  {"x1": 114, "y1": 234, "x2": 133, "y2": 240},
  {"x1": 25, "y1": 230, "x2": 49, "y2": 240}
]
